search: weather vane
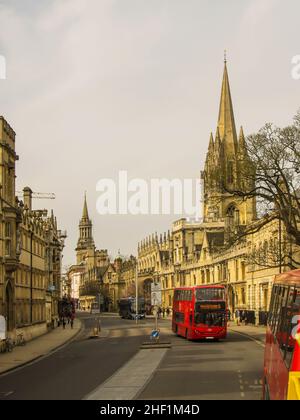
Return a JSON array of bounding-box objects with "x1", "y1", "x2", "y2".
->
[{"x1": 224, "y1": 49, "x2": 227, "y2": 64}]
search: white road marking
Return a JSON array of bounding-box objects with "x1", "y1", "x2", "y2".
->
[{"x1": 5, "y1": 391, "x2": 14, "y2": 397}]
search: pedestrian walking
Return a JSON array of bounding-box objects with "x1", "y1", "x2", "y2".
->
[
  {"x1": 158, "y1": 307, "x2": 162, "y2": 319},
  {"x1": 227, "y1": 309, "x2": 231, "y2": 321},
  {"x1": 235, "y1": 309, "x2": 240, "y2": 326},
  {"x1": 162, "y1": 308, "x2": 166, "y2": 318},
  {"x1": 70, "y1": 313, "x2": 75, "y2": 329},
  {"x1": 241, "y1": 310, "x2": 245, "y2": 325},
  {"x1": 166, "y1": 308, "x2": 170, "y2": 317}
]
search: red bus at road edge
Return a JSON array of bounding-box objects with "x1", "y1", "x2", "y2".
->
[{"x1": 263, "y1": 269, "x2": 300, "y2": 400}]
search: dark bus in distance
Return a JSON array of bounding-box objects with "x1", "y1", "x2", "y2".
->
[{"x1": 118, "y1": 297, "x2": 146, "y2": 320}]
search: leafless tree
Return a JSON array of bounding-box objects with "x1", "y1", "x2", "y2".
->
[{"x1": 225, "y1": 110, "x2": 300, "y2": 268}]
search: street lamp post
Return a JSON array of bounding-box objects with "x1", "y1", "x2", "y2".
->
[
  {"x1": 152, "y1": 272, "x2": 160, "y2": 336},
  {"x1": 135, "y1": 263, "x2": 138, "y2": 325}
]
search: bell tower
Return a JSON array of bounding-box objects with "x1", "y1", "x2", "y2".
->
[{"x1": 76, "y1": 193, "x2": 95, "y2": 264}]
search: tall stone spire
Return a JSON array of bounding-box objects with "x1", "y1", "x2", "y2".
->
[
  {"x1": 76, "y1": 192, "x2": 95, "y2": 264},
  {"x1": 82, "y1": 192, "x2": 89, "y2": 220},
  {"x1": 202, "y1": 56, "x2": 256, "y2": 225},
  {"x1": 217, "y1": 60, "x2": 238, "y2": 156},
  {"x1": 238, "y1": 126, "x2": 246, "y2": 152},
  {"x1": 208, "y1": 132, "x2": 214, "y2": 151}
]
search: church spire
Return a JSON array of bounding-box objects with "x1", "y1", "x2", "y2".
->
[
  {"x1": 217, "y1": 59, "x2": 238, "y2": 154},
  {"x1": 208, "y1": 132, "x2": 214, "y2": 151},
  {"x1": 202, "y1": 57, "x2": 256, "y2": 225},
  {"x1": 76, "y1": 192, "x2": 94, "y2": 264},
  {"x1": 82, "y1": 192, "x2": 89, "y2": 220},
  {"x1": 238, "y1": 126, "x2": 246, "y2": 150}
]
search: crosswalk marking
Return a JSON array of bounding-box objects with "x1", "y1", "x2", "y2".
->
[{"x1": 108, "y1": 327, "x2": 171, "y2": 339}]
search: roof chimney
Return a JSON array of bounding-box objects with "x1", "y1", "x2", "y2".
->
[{"x1": 23, "y1": 187, "x2": 33, "y2": 211}]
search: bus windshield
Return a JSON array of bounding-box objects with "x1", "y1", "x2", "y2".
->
[
  {"x1": 196, "y1": 288, "x2": 225, "y2": 301},
  {"x1": 194, "y1": 309, "x2": 226, "y2": 327}
]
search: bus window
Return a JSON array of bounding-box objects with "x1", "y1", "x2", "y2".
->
[
  {"x1": 275, "y1": 287, "x2": 289, "y2": 345},
  {"x1": 268, "y1": 285, "x2": 277, "y2": 325},
  {"x1": 196, "y1": 288, "x2": 225, "y2": 301},
  {"x1": 272, "y1": 287, "x2": 287, "y2": 336},
  {"x1": 175, "y1": 312, "x2": 184, "y2": 323},
  {"x1": 273, "y1": 286, "x2": 300, "y2": 367},
  {"x1": 194, "y1": 311, "x2": 226, "y2": 327},
  {"x1": 284, "y1": 287, "x2": 300, "y2": 368}
]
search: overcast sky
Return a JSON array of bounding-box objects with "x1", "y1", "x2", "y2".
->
[{"x1": 0, "y1": 0, "x2": 299, "y2": 267}]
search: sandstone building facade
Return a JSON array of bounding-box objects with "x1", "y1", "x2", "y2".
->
[
  {"x1": 0, "y1": 117, "x2": 65, "y2": 341},
  {"x1": 69, "y1": 195, "x2": 137, "y2": 312}
]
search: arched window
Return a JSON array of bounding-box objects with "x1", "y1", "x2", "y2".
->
[
  {"x1": 226, "y1": 204, "x2": 239, "y2": 227},
  {"x1": 227, "y1": 204, "x2": 236, "y2": 218}
]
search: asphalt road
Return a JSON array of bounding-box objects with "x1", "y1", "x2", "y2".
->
[
  {"x1": 138, "y1": 329, "x2": 264, "y2": 400},
  {"x1": 0, "y1": 313, "x2": 150, "y2": 400},
  {"x1": 0, "y1": 313, "x2": 264, "y2": 400}
]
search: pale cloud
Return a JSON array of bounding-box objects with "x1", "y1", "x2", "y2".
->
[
  {"x1": 0, "y1": 0, "x2": 299, "y2": 266},
  {"x1": 241, "y1": 0, "x2": 280, "y2": 26}
]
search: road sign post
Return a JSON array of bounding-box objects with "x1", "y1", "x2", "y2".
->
[
  {"x1": 90, "y1": 294, "x2": 103, "y2": 338},
  {"x1": 135, "y1": 265, "x2": 138, "y2": 325},
  {"x1": 151, "y1": 282, "x2": 162, "y2": 343}
]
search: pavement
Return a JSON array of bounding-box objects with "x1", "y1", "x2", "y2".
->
[
  {"x1": 228, "y1": 324, "x2": 267, "y2": 346},
  {"x1": 0, "y1": 319, "x2": 82, "y2": 375}
]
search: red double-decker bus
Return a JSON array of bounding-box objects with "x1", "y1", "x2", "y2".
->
[
  {"x1": 172, "y1": 285, "x2": 227, "y2": 341},
  {"x1": 263, "y1": 270, "x2": 300, "y2": 400}
]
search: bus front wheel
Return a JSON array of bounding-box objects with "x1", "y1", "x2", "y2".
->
[{"x1": 186, "y1": 329, "x2": 193, "y2": 341}]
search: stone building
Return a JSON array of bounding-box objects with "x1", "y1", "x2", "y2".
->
[
  {"x1": 15, "y1": 188, "x2": 66, "y2": 340},
  {"x1": 137, "y1": 60, "x2": 298, "y2": 322},
  {"x1": 74, "y1": 194, "x2": 109, "y2": 310},
  {"x1": 102, "y1": 255, "x2": 137, "y2": 311},
  {"x1": 0, "y1": 117, "x2": 65, "y2": 341},
  {"x1": 73, "y1": 195, "x2": 138, "y2": 311},
  {"x1": 67, "y1": 264, "x2": 84, "y2": 306},
  {"x1": 0, "y1": 117, "x2": 19, "y2": 334}
]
